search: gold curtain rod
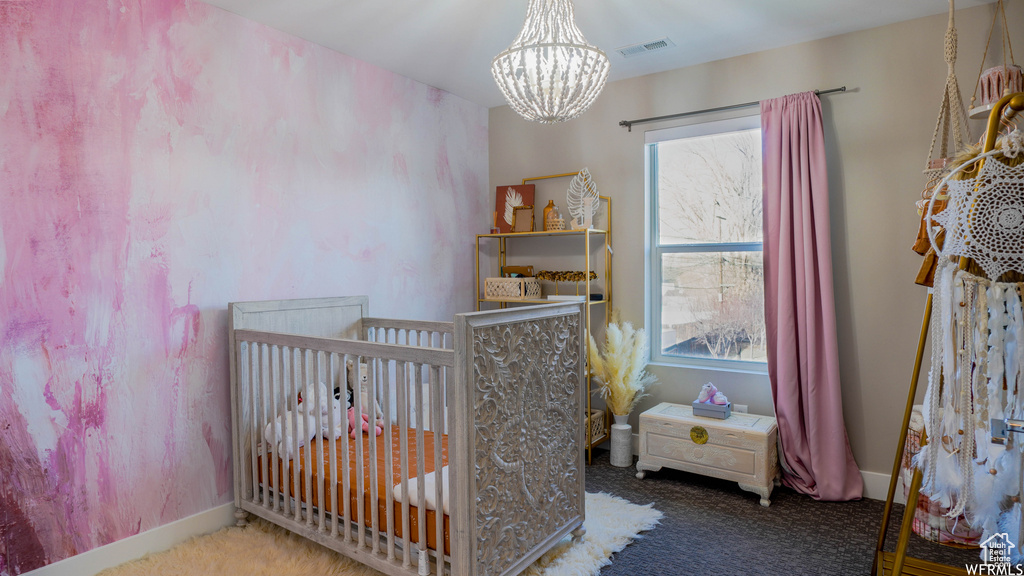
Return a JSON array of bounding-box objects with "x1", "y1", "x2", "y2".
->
[{"x1": 618, "y1": 86, "x2": 847, "y2": 132}]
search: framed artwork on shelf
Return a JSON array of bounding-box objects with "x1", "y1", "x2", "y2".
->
[
  {"x1": 495, "y1": 184, "x2": 535, "y2": 234},
  {"x1": 512, "y1": 205, "x2": 534, "y2": 233}
]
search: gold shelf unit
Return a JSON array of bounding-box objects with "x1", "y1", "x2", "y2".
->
[
  {"x1": 478, "y1": 299, "x2": 608, "y2": 306},
  {"x1": 475, "y1": 211, "x2": 612, "y2": 464}
]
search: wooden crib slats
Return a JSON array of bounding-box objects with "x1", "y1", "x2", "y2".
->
[
  {"x1": 276, "y1": 344, "x2": 284, "y2": 510},
  {"x1": 363, "y1": 318, "x2": 455, "y2": 337},
  {"x1": 230, "y1": 338, "x2": 245, "y2": 516},
  {"x1": 383, "y1": 358, "x2": 396, "y2": 562},
  {"x1": 275, "y1": 346, "x2": 287, "y2": 517},
  {"x1": 292, "y1": 344, "x2": 303, "y2": 516},
  {"x1": 367, "y1": 357, "x2": 381, "y2": 555},
  {"x1": 414, "y1": 362, "x2": 427, "y2": 574},
  {"x1": 315, "y1": 351, "x2": 327, "y2": 532},
  {"x1": 288, "y1": 348, "x2": 299, "y2": 522},
  {"x1": 353, "y1": 354, "x2": 366, "y2": 549},
  {"x1": 248, "y1": 338, "x2": 453, "y2": 565},
  {"x1": 431, "y1": 364, "x2": 444, "y2": 574},
  {"x1": 299, "y1": 348, "x2": 311, "y2": 521},
  {"x1": 340, "y1": 354, "x2": 353, "y2": 544},
  {"x1": 262, "y1": 343, "x2": 273, "y2": 511},
  {"x1": 329, "y1": 352, "x2": 340, "y2": 538},
  {"x1": 276, "y1": 347, "x2": 286, "y2": 516},
  {"x1": 235, "y1": 330, "x2": 452, "y2": 367},
  {"x1": 397, "y1": 360, "x2": 411, "y2": 569},
  {"x1": 257, "y1": 344, "x2": 265, "y2": 509},
  {"x1": 246, "y1": 343, "x2": 258, "y2": 505}
]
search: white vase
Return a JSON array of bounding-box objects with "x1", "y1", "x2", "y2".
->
[{"x1": 610, "y1": 414, "x2": 632, "y2": 467}]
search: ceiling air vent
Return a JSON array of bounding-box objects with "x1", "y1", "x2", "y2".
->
[{"x1": 615, "y1": 37, "x2": 675, "y2": 58}]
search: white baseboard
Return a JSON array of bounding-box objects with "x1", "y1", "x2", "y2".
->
[
  {"x1": 862, "y1": 470, "x2": 902, "y2": 503},
  {"x1": 24, "y1": 502, "x2": 237, "y2": 576}
]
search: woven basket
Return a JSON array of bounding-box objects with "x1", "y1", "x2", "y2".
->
[
  {"x1": 587, "y1": 409, "x2": 606, "y2": 443},
  {"x1": 901, "y1": 406, "x2": 981, "y2": 548},
  {"x1": 484, "y1": 277, "x2": 542, "y2": 300}
]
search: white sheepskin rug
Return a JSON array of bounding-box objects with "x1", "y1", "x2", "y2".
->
[
  {"x1": 99, "y1": 492, "x2": 662, "y2": 576},
  {"x1": 522, "y1": 492, "x2": 663, "y2": 576}
]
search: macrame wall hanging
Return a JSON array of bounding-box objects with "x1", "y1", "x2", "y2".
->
[
  {"x1": 968, "y1": 0, "x2": 1021, "y2": 120},
  {"x1": 912, "y1": 0, "x2": 973, "y2": 286},
  {"x1": 916, "y1": 128, "x2": 1024, "y2": 560},
  {"x1": 925, "y1": 0, "x2": 973, "y2": 179}
]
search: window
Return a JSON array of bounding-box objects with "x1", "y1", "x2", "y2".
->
[{"x1": 647, "y1": 115, "x2": 766, "y2": 368}]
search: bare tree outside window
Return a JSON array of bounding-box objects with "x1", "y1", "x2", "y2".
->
[{"x1": 654, "y1": 127, "x2": 766, "y2": 363}]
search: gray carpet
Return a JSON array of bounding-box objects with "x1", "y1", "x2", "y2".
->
[{"x1": 584, "y1": 448, "x2": 980, "y2": 575}]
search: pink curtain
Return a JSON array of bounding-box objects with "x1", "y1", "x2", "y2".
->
[{"x1": 760, "y1": 92, "x2": 863, "y2": 501}]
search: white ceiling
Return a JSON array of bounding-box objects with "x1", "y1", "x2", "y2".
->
[{"x1": 200, "y1": 0, "x2": 994, "y2": 108}]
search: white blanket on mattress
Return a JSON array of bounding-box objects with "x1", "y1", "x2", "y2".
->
[{"x1": 393, "y1": 466, "x2": 449, "y2": 514}]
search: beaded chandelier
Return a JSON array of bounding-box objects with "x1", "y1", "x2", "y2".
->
[{"x1": 491, "y1": 0, "x2": 610, "y2": 124}]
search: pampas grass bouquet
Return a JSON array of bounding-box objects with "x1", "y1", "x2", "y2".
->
[{"x1": 588, "y1": 312, "x2": 657, "y2": 416}]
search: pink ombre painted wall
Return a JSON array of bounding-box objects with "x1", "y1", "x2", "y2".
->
[{"x1": 0, "y1": 1, "x2": 488, "y2": 573}]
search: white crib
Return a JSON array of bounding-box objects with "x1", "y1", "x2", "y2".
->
[{"x1": 228, "y1": 297, "x2": 586, "y2": 576}]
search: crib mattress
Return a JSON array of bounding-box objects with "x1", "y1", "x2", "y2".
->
[{"x1": 258, "y1": 427, "x2": 450, "y2": 554}]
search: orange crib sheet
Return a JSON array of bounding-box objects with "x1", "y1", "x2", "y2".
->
[{"x1": 258, "y1": 427, "x2": 450, "y2": 554}]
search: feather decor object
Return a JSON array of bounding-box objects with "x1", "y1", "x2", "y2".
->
[
  {"x1": 503, "y1": 187, "x2": 524, "y2": 226},
  {"x1": 589, "y1": 311, "x2": 658, "y2": 416},
  {"x1": 566, "y1": 168, "x2": 599, "y2": 227}
]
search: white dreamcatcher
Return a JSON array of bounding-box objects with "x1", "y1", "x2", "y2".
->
[
  {"x1": 928, "y1": 130, "x2": 1024, "y2": 280},
  {"x1": 916, "y1": 129, "x2": 1024, "y2": 559}
]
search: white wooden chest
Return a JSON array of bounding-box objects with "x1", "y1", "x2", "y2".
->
[{"x1": 636, "y1": 402, "x2": 780, "y2": 507}]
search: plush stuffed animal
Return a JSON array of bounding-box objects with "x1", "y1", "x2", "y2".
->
[
  {"x1": 298, "y1": 381, "x2": 346, "y2": 440},
  {"x1": 348, "y1": 406, "x2": 383, "y2": 438},
  {"x1": 263, "y1": 410, "x2": 316, "y2": 460},
  {"x1": 346, "y1": 360, "x2": 384, "y2": 431},
  {"x1": 264, "y1": 384, "x2": 320, "y2": 460},
  {"x1": 696, "y1": 382, "x2": 729, "y2": 405},
  {"x1": 335, "y1": 385, "x2": 352, "y2": 407}
]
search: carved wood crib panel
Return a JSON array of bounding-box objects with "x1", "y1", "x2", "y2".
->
[{"x1": 228, "y1": 297, "x2": 585, "y2": 576}]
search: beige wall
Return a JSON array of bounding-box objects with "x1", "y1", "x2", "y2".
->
[{"x1": 488, "y1": 3, "x2": 1023, "y2": 480}]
